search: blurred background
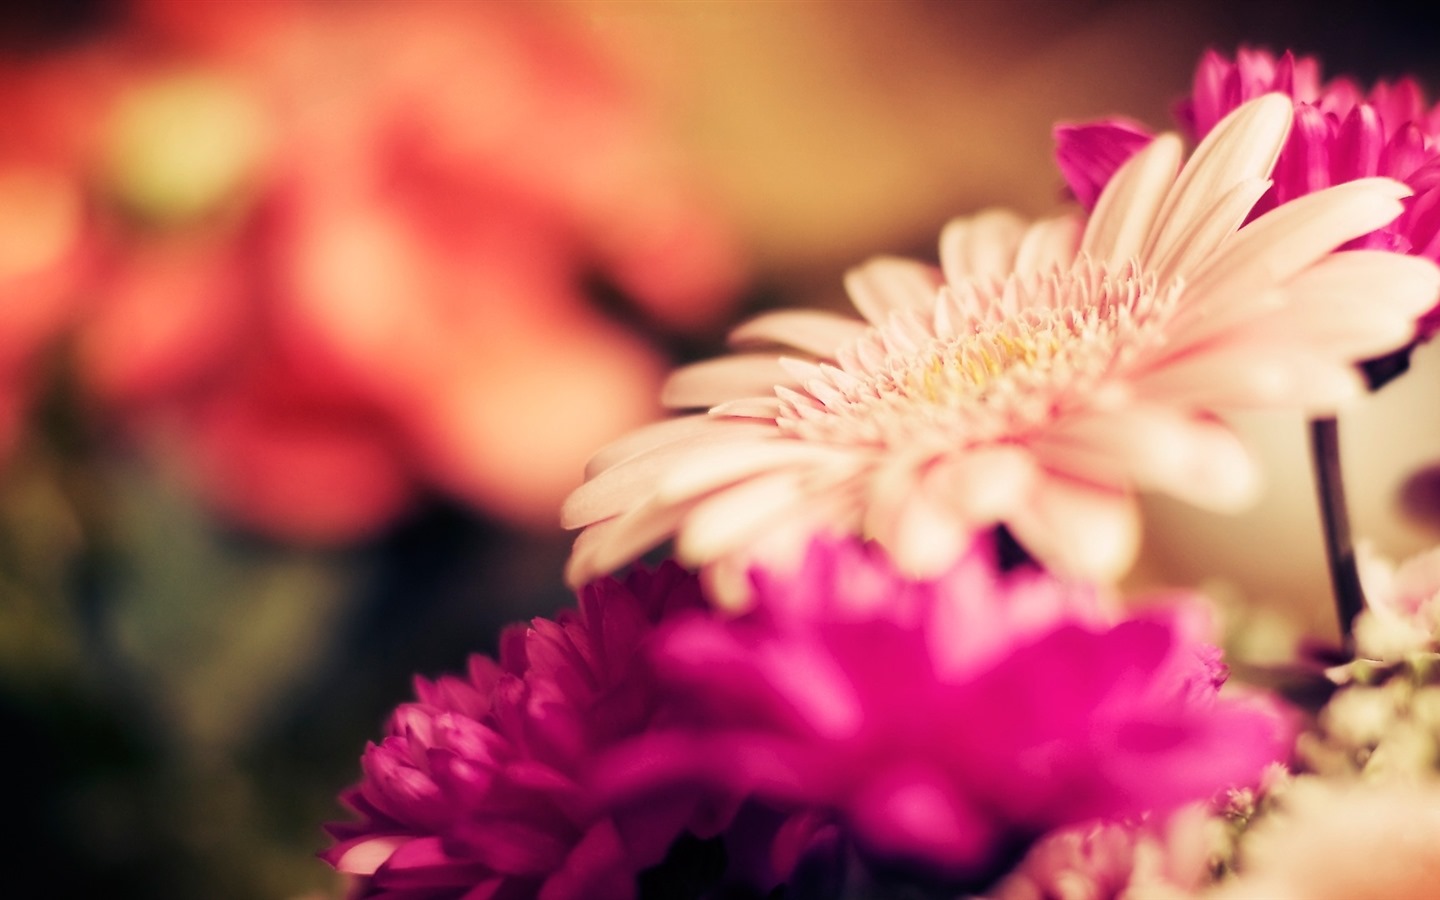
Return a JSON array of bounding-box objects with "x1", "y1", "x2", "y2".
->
[{"x1": 3, "y1": 0, "x2": 1439, "y2": 897}]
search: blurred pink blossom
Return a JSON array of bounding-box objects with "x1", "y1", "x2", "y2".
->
[{"x1": 598, "y1": 536, "x2": 1296, "y2": 888}]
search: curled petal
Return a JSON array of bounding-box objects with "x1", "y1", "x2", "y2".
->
[
  {"x1": 729, "y1": 309, "x2": 868, "y2": 357},
  {"x1": 663, "y1": 355, "x2": 799, "y2": 409}
]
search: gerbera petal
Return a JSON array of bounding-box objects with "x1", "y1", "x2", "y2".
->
[
  {"x1": 1081, "y1": 133, "x2": 1184, "y2": 266},
  {"x1": 860, "y1": 455, "x2": 975, "y2": 576},
  {"x1": 1230, "y1": 252, "x2": 1440, "y2": 358},
  {"x1": 1146, "y1": 176, "x2": 1272, "y2": 287},
  {"x1": 844, "y1": 257, "x2": 944, "y2": 325},
  {"x1": 728, "y1": 309, "x2": 869, "y2": 357},
  {"x1": 1034, "y1": 407, "x2": 1260, "y2": 512},
  {"x1": 1007, "y1": 475, "x2": 1140, "y2": 581},
  {"x1": 707, "y1": 397, "x2": 784, "y2": 419},
  {"x1": 862, "y1": 454, "x2": 928, "y2": 545},
  {"x1": 1011, "y1": 214, "x2": 1084, "y2": 276},
  {"x1": 564, "y1": 422, "x2": 778, "y2": 527},
  {"x1": 675, "y1": 470, "x2": 820, "y2": 563},
  {"x1": 883, "y1": 491, "x2": 976, "y2": 577},
  {"x1": 1287, "y1": 249, "x2": 1440, "y2": 319},
  {"x1": 929, "y1": 446, "x2": 1038, "y2": 524},
  {"x1": 753, "y1": 641, "x2": 867, "y2": 740},
  {"x1": 1134, "y1": 342, "x2": 1366, "y2": 411},
  {"x1": 701, "y1": 484, "x2": 868, "y2": 612},
  {"x1": 1146, "y1": 287, "x2": 1290, "y2": 363},
  {"x1": 1179, "y1": 177, "x2": 1411, "y2": 325},
  {"x1": 1272, "y1": 103, "x2": 1333, "y2": 202},
  {"x1": 1382, "y1": 122, "x2": 1430, "y2": 182},
  {"x1": 1140, "y1": 93, "x2": 1293, "y2": 267},
  {"x1": 939, "y1": 209, "x2": 1027, "y2": 286},
  {"x1": 584, "y1": 414, "x2": 722, "y2": 478},
  {"x1": 565, "y1": 497, "x2": 690, "y2": 587},
  {"x1": 662, "y1": 354, "x2": 800, "y2": 409},
  {"x1": 655, "y1": 440, "x2": 860, "y2": 506},
  {"x1": 1331, "y1": 103, "x2": 1384, "y2": 183}
]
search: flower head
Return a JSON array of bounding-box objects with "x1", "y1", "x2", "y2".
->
[
  {"x1": 323, "y1": 563, "x2": 723, "y2": 900},
  {"x1": 3, "y1": 0, "x2": 743, "y2": 541},
  {"x1": 1058, "y1": 47, "x2": 1440, "y2": 338},
  {"x1": 597, "y1": 536, "x2": 1295, "y2": 888},
  {"x1": 565, "y1": 95, "x2": 1438, "y2": 587}
]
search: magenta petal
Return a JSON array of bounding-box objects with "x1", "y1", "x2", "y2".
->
[
  {"x1": 380, "y1": 834, "x2": 463, "y2": 870},
  {"x1": 1406, "y1": 168, "x2": 1440, "y2": 249},
  {"x1": 1271, "y1": 104, "x2": 1333, "y2": 207},
  {"x1": 612, "y1": 789, "x2": 708, "y2": 868},
  {"x1": 599, "y1": 730, "x2": 820, "y2": 804},
  {"x1": 457, "y1": 814, "x2": 575, "y2": 876},
  {"x1": 361, "y1": 743, "x2": 447, "y2": 828},
  {"x1": 1332, "y1": 103, "x2": 1385, "y2": 183},
  {"x1": 606, "y1": 537, "x2": 1296, "y2": 885},
  {"x1": 1096, "y1": 699, "x2": 1295, "y2": 812},
  {"x1": 373, "y1": 836, "x2": 492, "y2": 889},
  {"x1": 850, "y1": 763, "x2": 1000, "y2": 876},
  {"x1": 1053, "y1": 120, "x2": 1155, "y2": 211},
  {"x1": 1270, "y1": 49, "x2": 1297, "y2": 97},
  {"x1": 426, "y1": 748, "x2": 495, "y2": 809},
  {"x1": 1384, "y1": 123, "x2": 1432, "y2": 182},
  {"x1": 537, "y1": 820, "x2": 636, "y2": 900},
  {"x1": 1371, "y1": 76, "x2": 1429, "y2": 126},
  {"x1": 1181, "y1": 48, "x2": 1232, "y2": 136},
  {"x1": 459, "y1": 880, "x2": 509, "y2": 900},
  {"x1": 769, "y1": 810, "x2": 840, "y2": 880},
  {"x1": 320, "y1": 833, "x2": 408, "y2": 875},
  {"x1": 324, "y1": 563, "x2": 723, "y2": 898}
]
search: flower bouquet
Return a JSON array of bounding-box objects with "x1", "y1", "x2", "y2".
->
[{"x1": 321, "y1": 47, "x2": 1440, "y2": 900}]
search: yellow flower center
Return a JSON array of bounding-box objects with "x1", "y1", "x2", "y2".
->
[{"x1": 776, "y1": 257, "x2": 1180, "y2": 449}]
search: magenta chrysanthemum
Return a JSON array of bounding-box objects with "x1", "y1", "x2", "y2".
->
[
  {"x1": 322, "y1": 564, "x2": 720, "y2": 900},
  {"x1": 1058, "y1": 47, "x2": 1440, "y2": 337},
  {"x1": 565, "y1": 94, "x2": 1439, "y2": 588},
  {"x1": 597, "y1": 536, "x2": 1296, "y2": 888}
]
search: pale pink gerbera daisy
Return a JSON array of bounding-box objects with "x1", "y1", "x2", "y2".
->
[{"x1": 564, "y1": 95, "x2": 1440, "y2": 588}]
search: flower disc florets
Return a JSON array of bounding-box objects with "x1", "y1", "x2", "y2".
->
[{"x1": 778, "y1": 257, "x2": 1179, "y2": 448}]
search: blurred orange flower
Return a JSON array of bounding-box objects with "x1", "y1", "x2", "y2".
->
[{"x1": 7, "y1": 0, "x2": 745, "y2": 540}]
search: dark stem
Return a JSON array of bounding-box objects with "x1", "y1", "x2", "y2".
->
[{"x1": 1309, "y1": 416, "x2": 1364, "y2": 646}]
